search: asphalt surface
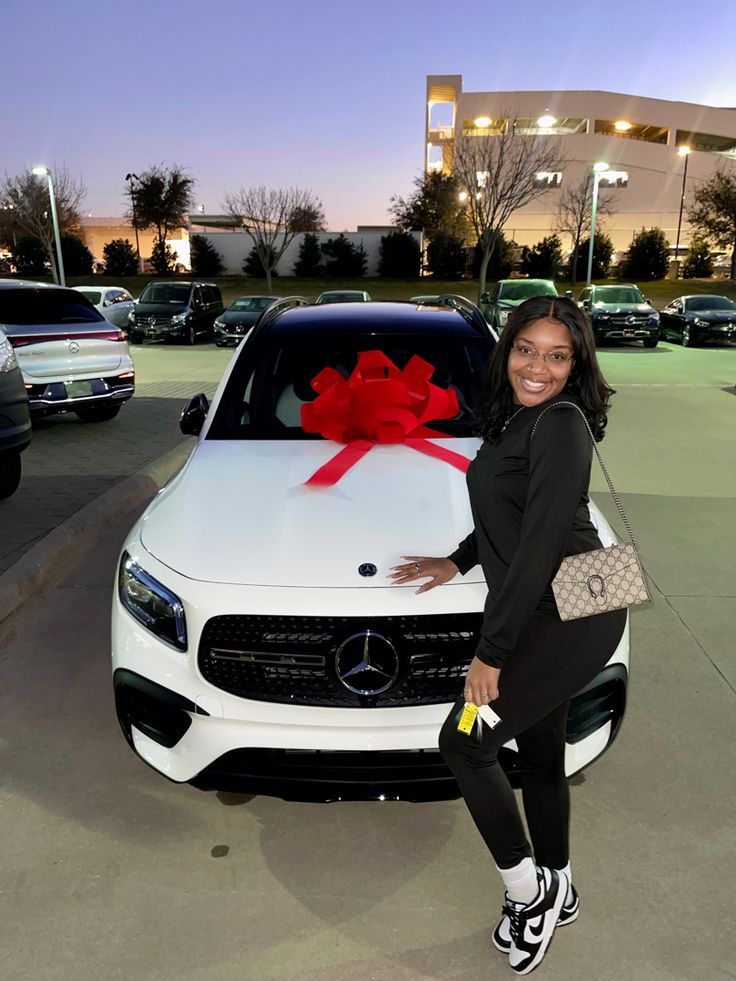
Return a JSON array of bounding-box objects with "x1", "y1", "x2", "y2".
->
[{"x1": 0, "y1": 337, "x2": 734, "y2": 981}]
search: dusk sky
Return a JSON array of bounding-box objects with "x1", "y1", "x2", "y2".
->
[{"x1": 4, "y1": 0, "x2": 736, "y2": 230}]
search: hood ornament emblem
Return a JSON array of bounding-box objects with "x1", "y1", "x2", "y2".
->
[
  {"x1": 358, "y1": 563, "x2": 377, "y2": 577},
  {"x1": 68, "y1": 341, "x2": 80, "y2": 354}
]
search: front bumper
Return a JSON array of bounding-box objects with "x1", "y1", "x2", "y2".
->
[
  {"x1": 593, "y1": 320, "x2": 659, "y2": 342},
  {"x1": 112, "y1": 549, "x2": 631, "y2": 801}
]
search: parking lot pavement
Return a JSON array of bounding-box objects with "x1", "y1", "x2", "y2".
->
[
  {"x1": 0, "y1": 367, "x2": 734, "y2": 981},
  {"x1": 0, "y1": 343, "x2": 231, "y2": 575}
]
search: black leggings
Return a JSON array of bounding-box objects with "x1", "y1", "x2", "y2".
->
[{"x1": 439, "y1": 608, "x2": 626, "y2": 870}]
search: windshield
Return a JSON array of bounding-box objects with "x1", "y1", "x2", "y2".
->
[
  {"x1": 207, "y1": 331, "x2": 492, "y2": 440},
  {"x1": 0, "y1": 288, "x2": 104, "y2": 325},
  {"x1": 499, "y1": 282, "x2": 556, "y2": 303},
  {"x1": 685, "y1": 296, "x2": 735, "y2": 312},
  {"x1": 594, "y1": 287, "x2": 644, "y2": 304},
  {"x1": 231, "y1": 297, "x2": 276, "y2": 313},
  {"x1": 139, "y1": 284, "x2": 192, "y2": 305},
  {"x1": 78, "y1": 289, "x2": 102, "y2": 304}
]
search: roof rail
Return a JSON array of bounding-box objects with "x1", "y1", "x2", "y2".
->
[
  {"x1": 435, "y1": 293, "x2": 494, "y2": 338},
  {"x1": 251, "y1": 295, "x2": 309, "y2": 339}
]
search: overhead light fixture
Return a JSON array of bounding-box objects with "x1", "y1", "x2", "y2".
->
[
  {"x1": 614, "y1": 120, "x2": 632, "y2": 131},
  {"x1": 31, "y1": 165, "x2": 49, "y2": 176},
  {"x1": 537, "y1": 114, "x2": 557, "y2": 128},
  {"x1": 593, "y1": 161, "x2": 610, "y2": 173},
  {"x1": 474, "y1": 116, "x2": 492, "y2": 128},
  {"x1": 458, "y1": 191, "x2": 469, "y2": 202},
  {"x1": 678, "y1": 145, "x2": 691, "y2": 156}
]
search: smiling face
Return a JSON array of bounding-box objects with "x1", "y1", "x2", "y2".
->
[{"x1": 506, "y1": 317, "x2": 575, "y2": 407}]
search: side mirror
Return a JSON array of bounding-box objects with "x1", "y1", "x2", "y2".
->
[
  {"x1": 180, "y1": 393, "x2": 209, "y2": 436},
  {"x1": 479, "y1": 292, "x2": 491, "y2": 304}
]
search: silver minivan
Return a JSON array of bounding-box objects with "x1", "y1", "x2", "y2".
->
[{"x1": 0, "y1": 280, "x2": 135, "y2": 422}]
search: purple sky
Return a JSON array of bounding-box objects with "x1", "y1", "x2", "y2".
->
[{"x1": 4, "y1": 0, "x2": 736, "y2": 230}]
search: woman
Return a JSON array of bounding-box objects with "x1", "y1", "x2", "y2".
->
[{"x1": 390, "y1": 296, "x2": 626, "y2": 976}]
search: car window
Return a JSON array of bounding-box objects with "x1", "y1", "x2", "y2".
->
[
  {"x1": 207, "y1": 331, "x2": 493, "y2": 441},
  {"x1": 499, "y1": 282, "x2": 555, "y2": 302},
  {"x1": 139, "y1": 284, "x2": 192, "y2": 304},
  {"x1": 231, "y1": 297, "x2": 275, "y2": 312},
  {"x1": 685, "y1": 296, "x2": 734, "y2": 312},
  {"x1": 78, "y1": 289, "x2": 102, "y2": 305},
  {"x1": 0, "y1": 288, "x2": 105, "y2": 325},
  {"x1": 120, "y1": 291, "x2": 133, "y2": 302},
  {"x1": 593, "y1": 287, "x2": 644, "y2": 304}
]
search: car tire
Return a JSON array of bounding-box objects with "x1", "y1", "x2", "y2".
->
[
  {"x1": 187, "y1": 324, "x2": 196, "y2": 346},
  {"x1": 642, "y1": 337, "x2": 658, "y2": 348},
  {"x1": 0, "y1": 450, "x2": 22, "y2": 500},
  {"x1": 129, "y1": 331, "x2": 144, "y2": 345},
  {"x1": 682, "y1": 325, "x2": 695, "y2": 347},
  {"x1": 76, "y1": 405, "x2": 122, "y2": 423}
]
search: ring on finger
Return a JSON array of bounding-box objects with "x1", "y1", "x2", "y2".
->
[{"x1": 414, "y1": 562, "x2": 421, "y2": 573}]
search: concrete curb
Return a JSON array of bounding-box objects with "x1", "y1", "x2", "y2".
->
[{"x1": 0, "y1": 439, "x2": 194, "y2": 629}]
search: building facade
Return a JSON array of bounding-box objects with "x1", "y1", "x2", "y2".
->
[{"x1": 426, "y1": 75, "x2": 736, "y2": 252}]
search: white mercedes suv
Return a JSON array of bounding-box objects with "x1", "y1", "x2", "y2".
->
[{"x1": 112, "y1": 297, "x2": 630, "y2": 801}]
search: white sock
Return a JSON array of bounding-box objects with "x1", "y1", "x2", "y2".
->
[
  {"x1": 497, "y1": 857, "x2": 538, "y2": 905},
  {"x1": 555, "y1": 861, "x2": 573, "y2": 904}
]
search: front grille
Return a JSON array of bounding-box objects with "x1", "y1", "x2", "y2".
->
[
  {"x1": 198, "y1": 613, "x2": 481, "y2": 707},
  {"x1": 134, "y1": 314, "x2": 172, "y2": 326},
  {"x1": 608, "y1": 316, "x2": 650, "y2": 327}
]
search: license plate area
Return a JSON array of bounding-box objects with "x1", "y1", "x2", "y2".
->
[
  {"x1": 623, "y1": 329, "x2": 636, "y2": 337},
  {"x1": 65, "y1": 380, "x2": 94, "y2": 398}
]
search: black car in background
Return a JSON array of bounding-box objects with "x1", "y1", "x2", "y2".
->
[
  {"x1": 577, "y1": 284, "x2": 660, "y2": 347},
  {"x1": 127, "y1": 281, "x2": 224, "y2": 345},
  {"x1": 480, "y1": 279, "x2": 558, "y2": 332},
  {"x1": 0, "y1": 328, "x2": 31, "y2": 499},
  {"x1": 214, "y1": 296, "x2": 282, "y2": 347},
  {"x1": 659, "y1": 295, "x2": 736, "y2": 347}
]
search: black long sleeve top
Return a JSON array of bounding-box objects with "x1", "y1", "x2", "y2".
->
[{"x1": 448, "y1": 395, "x2": 602, "y2": 668}]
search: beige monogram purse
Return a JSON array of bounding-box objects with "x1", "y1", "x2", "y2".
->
[{"x1": 531, "y1": 402, "x2": 651, "y2": 622}]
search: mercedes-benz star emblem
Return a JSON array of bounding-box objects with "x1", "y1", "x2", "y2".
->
[
  {"x1": 627, "y1": 315, "x2": 637, "y2": 324},
  {"x1": 335, "y1": 630, "x2": 399, "y2": 695},
  {"x1": 358, "y1": 563, "x2": 377, "y2": 577},
  {"x1": 148, "y1": 316, "x2": 156, "y2": 326},
  {"x1": 68, "y1": 341, "x2": 80, "y2": 354}
]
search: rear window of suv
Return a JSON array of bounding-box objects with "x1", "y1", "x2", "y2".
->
[
  {"x1": 208, "y1": 330, "x2": 492, "y2": 440},
  {"x1": 0, "y1": 288, "x2": 104, "y2": 325}
]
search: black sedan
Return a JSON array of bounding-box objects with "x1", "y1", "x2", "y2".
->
[
  {"x1": 214, "y1": 296, "x2": 281, "y2": 347},
  {"x1": 659, "y1": 295, "x2": 736, "y2": 347}
]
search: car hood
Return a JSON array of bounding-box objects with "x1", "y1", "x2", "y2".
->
[
  {"x1": 592, "y1": 303, "x2": 653, "y2": 314},
  {"x1": 686, "y1": 309, "x2": 736, "y2": 323},
  {"x1": 219, "y1": 310, "x2": 260, "y2": 326},
  {"x1": 140, "y1": 438, "x2": 485, "y2": 587}
]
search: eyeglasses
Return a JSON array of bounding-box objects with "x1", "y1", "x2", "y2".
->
[{"x1": 511, "y1": 344, "x2": 574, "y2": 366}]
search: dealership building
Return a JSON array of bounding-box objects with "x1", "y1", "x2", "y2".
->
[{"x1": 426, "y1": 74, "x2": 736, "y2": 252}]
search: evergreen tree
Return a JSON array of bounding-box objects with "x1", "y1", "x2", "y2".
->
[
  {"x1": 520, "y1": 234, "x2": 563, "y2": 279},
  {"x1": 622, "y1": 227, "x2": 669, "y2": 281},
  {"x1": 426, "y1": 232, "x2": 466, "y2": 279},
  {"x1": 58, "y1": 234, "x2": 94, "y2": 276},
  {"x1": 471, "y1": 233, "x2": 515, "y2": 281},
  {"x1": 293, "y1": 233, "x2": 323, "y2": 276},
  {"x1": 11, "y1": 235, "x2": 48, "y2": 277},
  {"x1": 243, "y1": 245, "x2": 279, "y2": 277},
  {"x1": 377, "y1": 230, "x2": 421, "y2": 277},
  {"x1": 190, "y1": 234, "x2": 224, "y2": 276},
  {"x1": 103, "y1": 239, "x2": 138, "y2": 276},
  {"x1": 149, "y1": 239, "x2": 178, "y2": 275},
  {"x1": 321, "y1": 234, "x2": 367, "y2": 277},
  {"x1": 575, "y1": 233, "x2": 614, "y2": 281}
]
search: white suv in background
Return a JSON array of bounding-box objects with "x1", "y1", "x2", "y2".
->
[{"x1": 0, "y1": 280, "x2": 135, "y2": 422}]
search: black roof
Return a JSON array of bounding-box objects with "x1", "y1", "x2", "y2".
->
[{"x1": 267, "y1": 301, "x2": 483, "y2": 338}]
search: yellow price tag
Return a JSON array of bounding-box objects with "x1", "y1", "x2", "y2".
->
[{"x1": 457, "y1": 701, "x2": 479, "y2": 735}]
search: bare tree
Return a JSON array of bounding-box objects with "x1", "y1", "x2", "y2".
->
[
  {"x1": 452, "y1": 120, "x2": 566, "y2": 299},
  {"x1": 125, "y1": 164, "x2": 195, "y2": 272},
  {"x1": 2, "y1": 166, "x2": 85, "y2": 283},
  {"x1": 223, "y1": 186, "x2": 325, "y2": 291},
  {"x1": 555, "y1": 173, "x2": 619, "y2": 286}
]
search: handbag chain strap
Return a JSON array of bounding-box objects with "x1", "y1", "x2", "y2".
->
[{"x1": 530, "y1": 401, "x2": 638, "y2": 549}]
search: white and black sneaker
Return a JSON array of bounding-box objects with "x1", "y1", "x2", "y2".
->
[
  {"x1": 500, "y1": 867, "x2": 568, "y2": 975},
  {"x1": 492, "y1": 882, "x2": 580, "y2": 954}
]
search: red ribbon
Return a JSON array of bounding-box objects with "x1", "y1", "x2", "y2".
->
[{"x1": 300, "y1": 350, "x2": 471, "y2": 486}]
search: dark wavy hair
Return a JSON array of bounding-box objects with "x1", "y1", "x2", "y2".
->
[{"x1": 475, "y1": 295, "x2": 615, "y2": 443}]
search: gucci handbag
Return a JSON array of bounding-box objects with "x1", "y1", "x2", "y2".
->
[{"x1": 531, "y1": 402, "x2": 651, "y2": 622}]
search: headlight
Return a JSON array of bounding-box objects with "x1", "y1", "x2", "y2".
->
[
  {"x1": 170, "y1": 313, "x2": 188, "y2": 326},
  {"x1": 213, "y1": 319, "x2": 224, "y2": 330},
  {"x1": 0, "y1": 333, "x2": 18, "y2": 372},
  {"x1": 694, "y1": 319, "x2": 709, "y2": 327},
  {"x1": 127, "y1": 310, "x2": 136, "y2": 323},
  {"x1": 118, "y1": 552, "x2": 187, "y2": 651}
]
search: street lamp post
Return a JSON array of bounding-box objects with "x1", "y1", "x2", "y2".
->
[
  {"x1": 31, "y1": 165, "x2": 65, "y2": 286},
  {"x1": 125, "y1": 173, "x2": 142, "y2": 272},
  {"x1": 674, "y1": 146, "x2": 691, "y2": 278},
  {"x1": 586, "y1": 161, "x2": 609, "y2": 287}
]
